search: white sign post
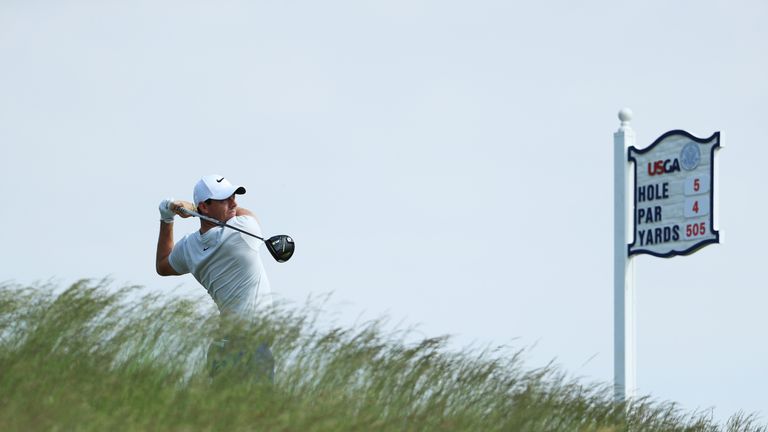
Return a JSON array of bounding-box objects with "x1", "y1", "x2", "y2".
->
[
  {"x1": 614, "y1": 109, "x2": 637, "y2": 401},
  {"x1": 613, "y1": 108, "x2": 721, "y2": 402}
]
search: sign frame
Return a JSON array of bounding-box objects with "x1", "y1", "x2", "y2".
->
[{"x1": 627, "y1": 129, "x2": 720, "y2": 258}]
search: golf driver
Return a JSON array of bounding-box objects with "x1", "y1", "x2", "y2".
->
[{"x1": 178, "y1": 207, "x2": 295, "y2": 263}]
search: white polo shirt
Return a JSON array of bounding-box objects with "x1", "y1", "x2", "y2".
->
[{"x1": 168, "y1": 215, "x2": 272, "y2": 319}]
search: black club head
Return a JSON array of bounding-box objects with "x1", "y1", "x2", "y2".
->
[{"x1": 265, "y1": 235, "x2": 295, "y2": 263}]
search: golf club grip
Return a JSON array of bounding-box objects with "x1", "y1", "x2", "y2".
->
[
  {"x1": 178, "y1": 207, "x2": 216, "y2": 224},
  {"x1": 178, "y1": 207, "x2": 266, "y2": 241}
]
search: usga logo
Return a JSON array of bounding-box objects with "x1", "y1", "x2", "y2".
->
[{"x1": 647, "y1": 159, "x2": 681, "y2": 176}]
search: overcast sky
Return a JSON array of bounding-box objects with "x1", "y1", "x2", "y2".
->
[{"x1": 2, "y1": 0, "x2": 767, "y2": 421}]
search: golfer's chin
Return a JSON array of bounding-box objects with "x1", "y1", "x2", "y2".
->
[{"x1": 226, "y1": 210, "x2": 237, "y2": 220}]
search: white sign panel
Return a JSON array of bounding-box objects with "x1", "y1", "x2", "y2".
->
[{"x1": 628, "y1": 130, "x2": 720, "y2": 257}]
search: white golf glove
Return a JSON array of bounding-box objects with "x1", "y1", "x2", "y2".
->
[{"x1": 159, "y1": 198, "x2": 176, "y2": 223}]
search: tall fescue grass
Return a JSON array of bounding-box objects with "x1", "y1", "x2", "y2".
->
[{"x1": 0, "y1": 279, "x2": 764, "y2": 431}]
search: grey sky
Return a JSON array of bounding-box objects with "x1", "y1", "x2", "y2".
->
[{"x1": 2, "y1": 0, "x2": 766, "y2": 421}]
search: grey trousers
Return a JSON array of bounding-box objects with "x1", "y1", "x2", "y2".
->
[{"x1": 207, "y1": 338, "x2": 275, "y2": 382}]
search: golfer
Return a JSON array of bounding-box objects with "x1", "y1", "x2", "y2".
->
[{"x1": 155, "y1": 174, "x2": 274, "y2": 381}]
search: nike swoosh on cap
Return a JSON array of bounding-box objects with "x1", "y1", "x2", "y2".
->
[{"x1": 216, "y1": 177, "x2": 224, "y2": 183}]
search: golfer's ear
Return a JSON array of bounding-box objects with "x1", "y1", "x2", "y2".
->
[{"x1": 197, "y1": 202, "x2": 207, "y2": 215}]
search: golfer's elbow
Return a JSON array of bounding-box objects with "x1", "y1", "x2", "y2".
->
[
  {"x1": 156, "y1": 268, "x2": 177, "y2": 277},
  {"x1": 156, "y1": 258, "x2": 178, "y2": 276}
]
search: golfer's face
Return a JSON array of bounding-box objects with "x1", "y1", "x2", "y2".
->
[{"x1": 206, "y1": 194, "x2": 237, "y2": 221}]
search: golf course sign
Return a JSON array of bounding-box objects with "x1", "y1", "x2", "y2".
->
[{"x1": 628, "y1": 130, "x2": 720, "y2": 257}]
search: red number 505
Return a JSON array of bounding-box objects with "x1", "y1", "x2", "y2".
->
[{"x1": 686, "y1": 222, "x2": 706, "y2": 237}]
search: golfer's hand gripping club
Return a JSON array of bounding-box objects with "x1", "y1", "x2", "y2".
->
[
  {"x1": 171, "y1": 201, "x2": 197, "y2": 218},
  {"x1": 159, "y1": 199, "x2": 196, "y2": 223}
]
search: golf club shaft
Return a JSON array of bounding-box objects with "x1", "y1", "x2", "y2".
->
[{"x1": 178, "y1": 207, "x2": 266, "y2": 242}]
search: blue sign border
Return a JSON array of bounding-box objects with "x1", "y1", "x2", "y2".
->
[{"x1": 628, "y1": 130, "x2": 720, "y2": 258}]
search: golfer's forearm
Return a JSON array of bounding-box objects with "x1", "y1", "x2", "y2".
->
[
  {"x1": 156, "y1": 222, "x2": 176, "y2": 275},
  {"x1": 236, "y1": 207, "x2": 254, "y2": 217},
  {"x1": 236, "y1": 207, "x2": 260, "y2": 224}
]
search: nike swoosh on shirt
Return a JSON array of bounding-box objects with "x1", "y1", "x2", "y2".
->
[{"x1": 203, "y1": 247, "x2": 210, "y2": 251}]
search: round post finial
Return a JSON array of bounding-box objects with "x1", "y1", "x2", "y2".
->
[{"x1": 619, "y1": 108, "x2": 633, "y2": 127}]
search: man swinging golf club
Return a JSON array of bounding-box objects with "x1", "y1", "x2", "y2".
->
[{"x1": 155, "y1": 174, "x2": 278, "y2": 381}]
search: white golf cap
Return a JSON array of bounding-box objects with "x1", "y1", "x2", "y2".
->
[{"x1": 193, "y1": 174, "x2": 246, "y2": 206}]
